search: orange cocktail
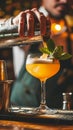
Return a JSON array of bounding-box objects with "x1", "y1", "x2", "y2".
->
[
  {"x1": 26, "y1": 54, "x2": 60, "y2": 114},
  {"x1": 26, "y1": 59, "x2": 60, "y2": 81}
]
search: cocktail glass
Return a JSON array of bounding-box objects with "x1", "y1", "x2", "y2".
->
[{"x1": 26, "y1": 53, "x2": 60, "y2": 114}]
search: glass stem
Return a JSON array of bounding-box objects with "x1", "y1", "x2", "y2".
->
[{"x1": 40, "y1": 80, "x2": 46, "y2": 106}]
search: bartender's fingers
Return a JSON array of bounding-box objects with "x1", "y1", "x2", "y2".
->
[
  {"x1": 18, "y1": 11, "x2": 26, "y2": 37},
  {"x1": 26, "y1": 11, "x2": 34, "y2": 37},
  {"x1": 18, "y1": 10, "x2": 32, "y2": 37},
  {"x1": 31, "y1": 8, "x2": 46, "y2": 36}
]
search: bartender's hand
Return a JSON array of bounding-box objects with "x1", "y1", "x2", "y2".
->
[{"x1": 12, "y1": 8, "x2": 51, "y2": 37}]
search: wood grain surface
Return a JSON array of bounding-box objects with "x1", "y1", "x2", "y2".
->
[{"x1": 0, "y1": 120, "x2": 73, "y2": 130}]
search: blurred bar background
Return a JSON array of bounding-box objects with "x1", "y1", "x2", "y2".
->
[
  {"x1": 0, "y1": 0, "x2": 73, "y2": 80},
  {"x1": 0, "y1": 0, "x2": 41, "y2": 80}
]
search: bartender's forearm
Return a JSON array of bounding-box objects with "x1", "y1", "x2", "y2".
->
[{"x1": 0, "y1": 17, "x2": 18, "y2": 33}]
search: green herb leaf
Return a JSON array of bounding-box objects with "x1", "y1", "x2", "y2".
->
[
  {"x1": 40, "y1": 38, "x2": 72, "y2": 61},
  {"x1": 58, "y1": 53, "x2": 72, "y2": 60},
  {"x1": 53, "y1": 46, "x2": 63, "y2": 54},
  {"x1": 53, "y1": 46, "x2": 63, "y2": 59},
  {"x1": 46, "y1": 39, "x2": 55, "y2": 52},
  {"x1": 40, "y1": 47, "x2": 50, "y2": 55}
]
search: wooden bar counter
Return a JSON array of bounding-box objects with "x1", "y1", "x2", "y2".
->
[
  {"x1": 0, "y1": 110, "x2": 73, "y2": 130},
  {"x1": 0, "y1": 120, "x2": 73, "y2": 130}
]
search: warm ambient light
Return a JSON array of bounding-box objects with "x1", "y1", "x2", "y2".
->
[
  {"x1": 51, "y1": 21, "x2": 65, "y2": 35},
  {"x1": 55, "y1": 24, "x2": 62, "y2": 31}
]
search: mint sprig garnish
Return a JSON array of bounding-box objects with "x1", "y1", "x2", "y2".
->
[{"x1": 40, "y1": 39, "x2": 72, "y2": 60}]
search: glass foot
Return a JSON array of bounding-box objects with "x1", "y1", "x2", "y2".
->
[
  {"x1": 25, "y1": 105, "x2": 57, "y2": 115},
  {"x1": 32, "y1": 105, "x2": 57, "y2": 115}
]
